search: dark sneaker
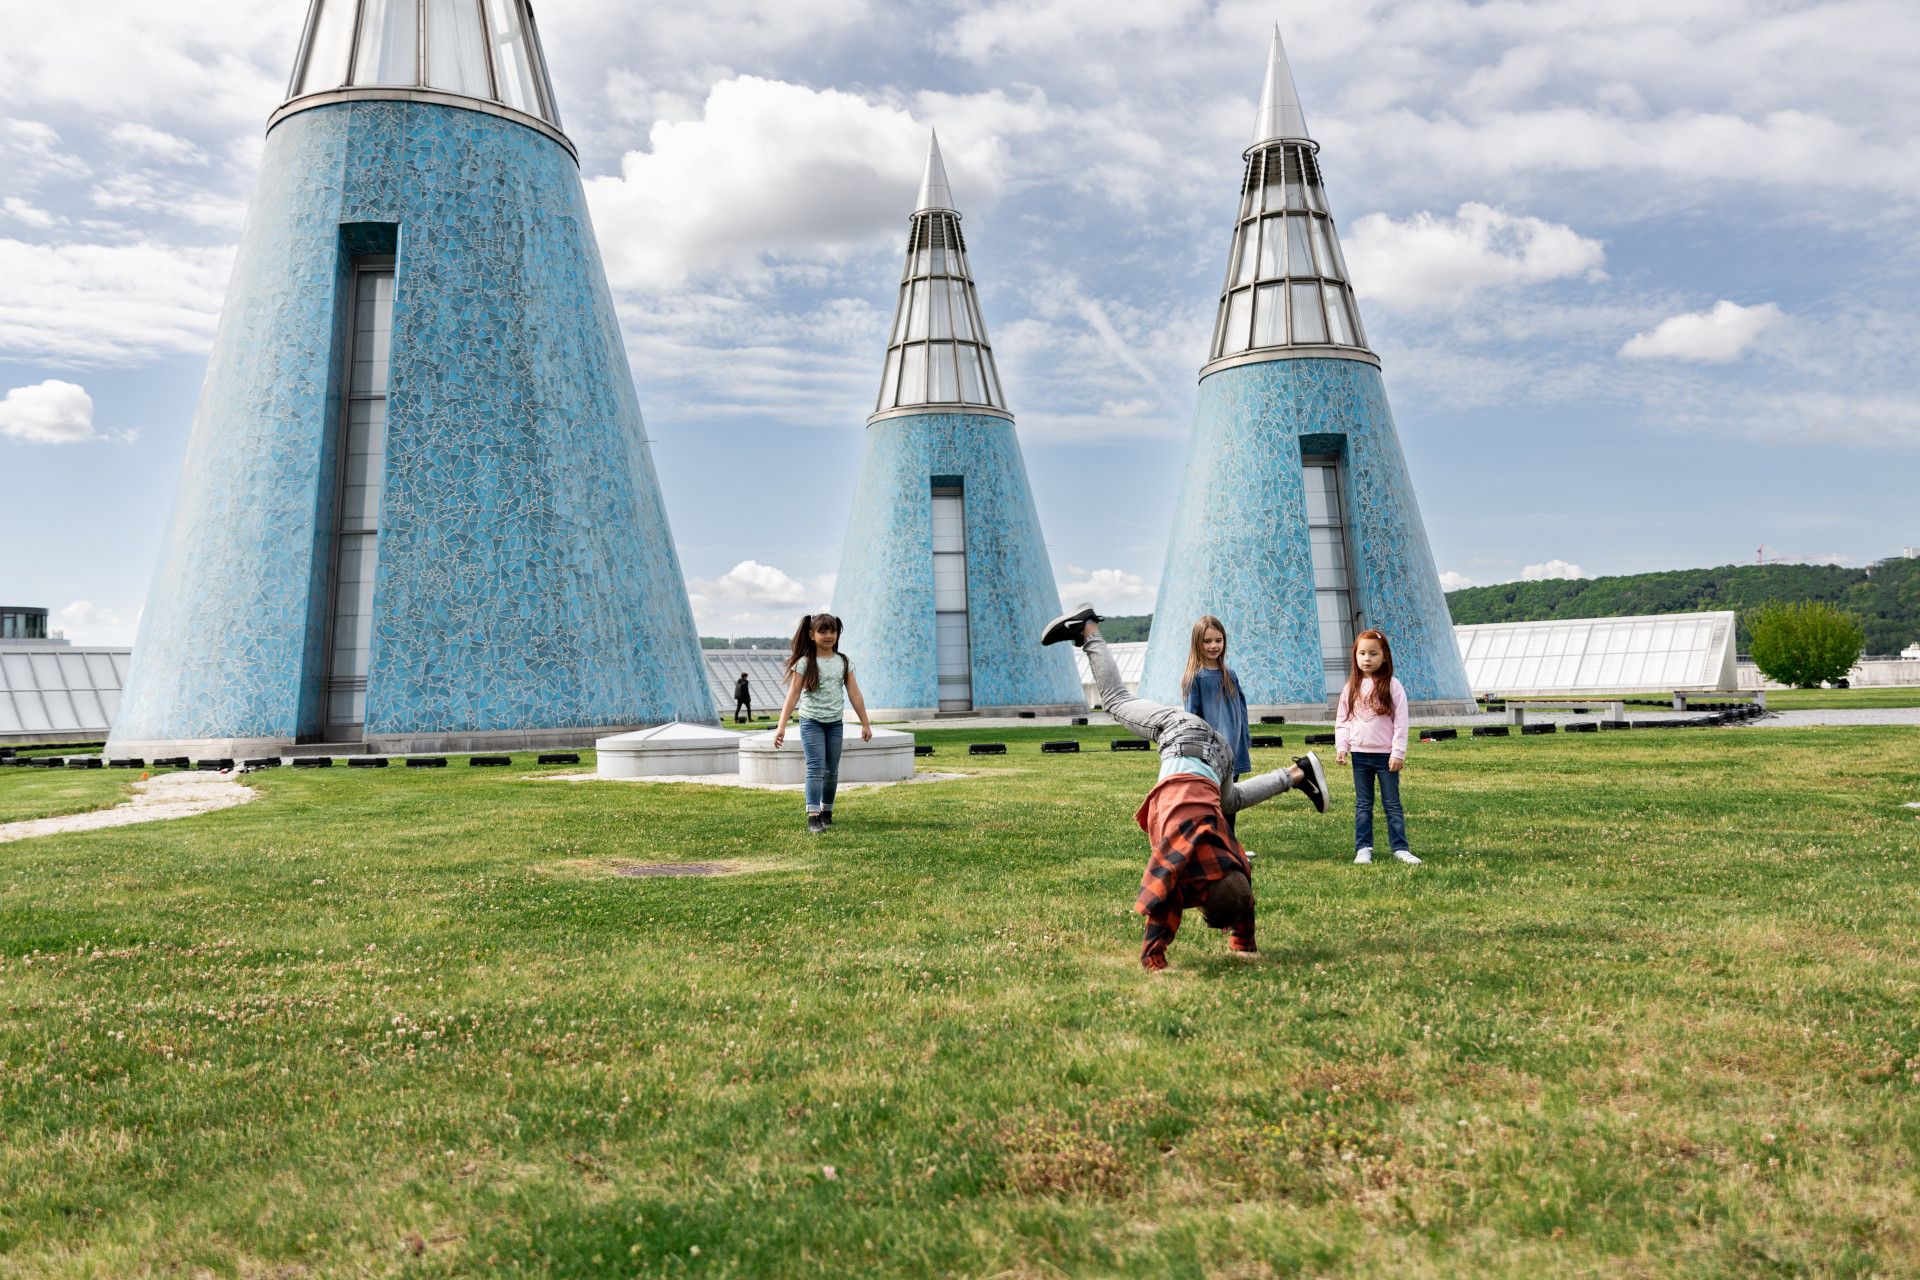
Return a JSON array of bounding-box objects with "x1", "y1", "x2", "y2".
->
[
  {"x1": 806, "y1": 813, "x2": 826, "y2": 834},
  {"x1": 820, "y1": 809, "x2": 834, "y2": 827},
  {"x1": 1293, "y1": 752, "x2": 1328, "y2": 814},
  {"x1": 1040, "y1": 602, "x2": 1104, "y2": 646}
]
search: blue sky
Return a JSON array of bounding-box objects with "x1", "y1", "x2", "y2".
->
[{"x1": 3, "y1": 0, "x2": 1916, "y2": 643}]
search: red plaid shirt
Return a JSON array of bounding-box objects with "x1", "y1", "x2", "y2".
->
[{"x1": 1133, "y1": 773, "x2": 1255, "y2": 968}]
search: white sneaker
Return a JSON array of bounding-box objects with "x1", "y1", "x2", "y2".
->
[
  {"x1": 1392, "y1": 849, "x2": 1421, "y2": 864},
  {"x1": 1353, "y1": 847, "x2": 1373, "y2": 864},
  {"x1": 1242, "y1": 848, "x2": 1259, "y2": 859}
]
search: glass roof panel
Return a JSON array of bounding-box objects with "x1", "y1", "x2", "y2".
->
[
  {"x1": 873, "y1": 165, "x2": 1009, "y2": 416},
  {"x1": 286, "y1": 0, "x2": 562, "y2": 127},
  {"x1": 1453, "y1": 612, "x2": 1739, "y2": 695},
  {"x1": 1205, "y1": 140, "x2": 1371, "y2": 364}
]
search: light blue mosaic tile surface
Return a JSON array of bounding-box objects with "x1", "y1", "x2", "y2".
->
[
  {"x1": 1140, "y1": 358, "x2": 1471, "y2": 707},
  {"x1": 833, "y1": 412, "x2": 1083, "y2": 712},
  {"x1": 111, "y1": 101, "x2": 713, "y2": 749}
]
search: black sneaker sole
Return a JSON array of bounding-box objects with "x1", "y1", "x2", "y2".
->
[
  {"x1": 1294, "y1": 752, "x2": 1328, "y2": 814},
  {"x1": 1040, "y1": 603, "x2": 1104, "y2": 646}
]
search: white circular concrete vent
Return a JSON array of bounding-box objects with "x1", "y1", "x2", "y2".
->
[
  {"x1": 738, "y1": 725, "x2": 916, "y2": 785},
  {"x1": 596, "y1": 722, "x2": 745, "y2": 778}
]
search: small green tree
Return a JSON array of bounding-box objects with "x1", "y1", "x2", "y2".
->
[{"x1": 1746, "y1": 601, "x2": 1865, "y2": 688}]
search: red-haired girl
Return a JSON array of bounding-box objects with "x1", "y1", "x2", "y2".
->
[{"x1": 1334, "y1": 630, "x2": 1416, "y2": 864}]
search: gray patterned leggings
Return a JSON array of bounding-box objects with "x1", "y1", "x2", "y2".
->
[{"x1": 1083, "y1": 632, "x2": 1292, "y2": 814}]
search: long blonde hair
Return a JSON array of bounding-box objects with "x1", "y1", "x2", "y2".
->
[{"x1": 1180, "y1": 615, "x2": 1238, "y2": 702}]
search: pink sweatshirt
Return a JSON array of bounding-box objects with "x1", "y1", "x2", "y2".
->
[{"x1": 1334, "y1": 676, "x2": 1409, "y2": 762}]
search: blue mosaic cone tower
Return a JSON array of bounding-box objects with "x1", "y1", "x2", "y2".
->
[
  {"x1": 109, "y1": 0, "x2": 714, "y2": 758},
  {"x1": 1140, "y1": 30, "x2": 1473, "y2": 716},
  {"x1": 831, "y1": 135, "x2": 1083, "y2": 717}
]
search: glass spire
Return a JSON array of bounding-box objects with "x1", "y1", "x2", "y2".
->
[
  {"x1": 873, "y1": 133, "x2": 1009, "y2": 417},
  {"x1": 285, "y1": 0, "x2": 563, "y2": 130},
  {"x1": 1206, "y1": 27, "x2": 1370, "y2": 368}
]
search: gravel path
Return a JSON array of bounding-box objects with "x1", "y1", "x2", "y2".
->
[{"x1": 0, "y1": 770, "x2": 254, "y2": 843}]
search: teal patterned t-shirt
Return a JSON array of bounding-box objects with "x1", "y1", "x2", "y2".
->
[{"x1": 795, "y1": 653, "x2": 847, "y2": 722}]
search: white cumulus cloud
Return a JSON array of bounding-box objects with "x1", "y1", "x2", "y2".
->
[
  {"x1": 0, "y1": 379, "x2": 98, "y2": 444},
  {"x1": 1521, "y1": 559, "x2": 1586, "y2": 581},
  {"x1": 55, "y1": 600, "x2": 131, "y2": 646},
  {"x1": 585, "y1": 76, "x2": 995, "y2": 291},
  {"x1": 0, "y1": 239, "x2": 234, "y2": 363},
  {"x1": 1057, "y1": 566, "x2": 1157, "y2": 615},
  {"x1": 1619, "y1": 300, "x2": 1783, "y2": 363},
  {"x1": 685, "y1": 559, "x2": 836, "y2": 635},
  {"x1": 1438, "y1": 571, "x2": 1476, "y2": 592},
  {"x1": 107, "y1": 123, "x2": 205, "y2": 165},
  {"x1": 1342, "y1": 202, "x2": 1606, "y2": 310}
]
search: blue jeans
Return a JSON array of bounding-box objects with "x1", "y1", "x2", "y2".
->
[
  {"x1": 799, "y1": 717, "x2": 844, "y2": 813},
  {"x1": 1351, "y1": 752, "x2": 1408, "y2": 852}
]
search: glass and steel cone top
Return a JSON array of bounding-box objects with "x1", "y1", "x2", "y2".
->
[
  {"x1": 1203, "y1": 27, "x2": 1372, "y2": 373},
  {"x1": 281, "y1": 0, "x2": 564, "y2": 140},
  {"x1": 872, "y1": 133, "x2": 1010, "y2": 421}
]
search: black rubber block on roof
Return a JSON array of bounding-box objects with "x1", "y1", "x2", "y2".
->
[
  {"x1": 1521, "y1": 723, "x2": 1557, "y2": 735},
  {"x1": 913, "y1": 744, "x2": 934, "y2": 756},
  {"x1": 406, "y1": 757, "x2": 448, "y2": 768},
  {"x1": 1252, "y1": 735, "x2": 1285, "y2": 748},
  {"x1": 537, "y1": 753, "x2": 580, "y2": 765},
  {"x1": 348, "y1": 757, "x2": 389, "y2": 768},
  {"x1": 292, "y1": 757, "x2": 333, "y2": 768},
  {"x1": 1041, "y1": 740, "x2": 1080, "y2": 753},
  {"x1": 1471, "y1": 726, "x2": 1509, "y2": 738},
  {"x1": 968, "y1": 743, "x2": 1006, "y2": 755},
  {"x1": 1111, "y1": 739, "x2": 1151, "y2": 751},
  {"x1": 469, "y1": 756, "x2": 511, "y2": 767}
]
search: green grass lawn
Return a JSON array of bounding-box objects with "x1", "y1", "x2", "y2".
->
[
  {"x1": 2, "y1": 726, "x2": 1917, "y2": 1277},
  {"x1": 1487, "y1": 688, "x2": 1920, "y2": 711},
  {"x1": 0, "y1": 768, "x2": 132, "y2": 823},
  {"x1": 1751, "y1": 686, "x2": 1920, "y2": 710}
]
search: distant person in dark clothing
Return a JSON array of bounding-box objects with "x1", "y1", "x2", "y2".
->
[{"x1": 733, "y1": 672, "x2": 753, "y2": 723}]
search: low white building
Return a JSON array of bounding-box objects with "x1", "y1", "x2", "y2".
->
[
  {"x1": 1, "y1": 638, "x2": 132, "y2": 743},
  {"x1": 1454, "y1": 612, "x2": 1738, "y2": 697}
]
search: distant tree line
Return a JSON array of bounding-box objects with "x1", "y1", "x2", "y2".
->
[
  {"x1": 700, "y1": 636, "x2": 789, "y2": 650},
  {"x1": 1443, "y1": 558, "x2": 1919, "y2": 655}
]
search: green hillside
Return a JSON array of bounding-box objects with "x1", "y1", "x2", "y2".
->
[{"x1": 1444, "y1": 557, "x2": 1920, "y2": 654}]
